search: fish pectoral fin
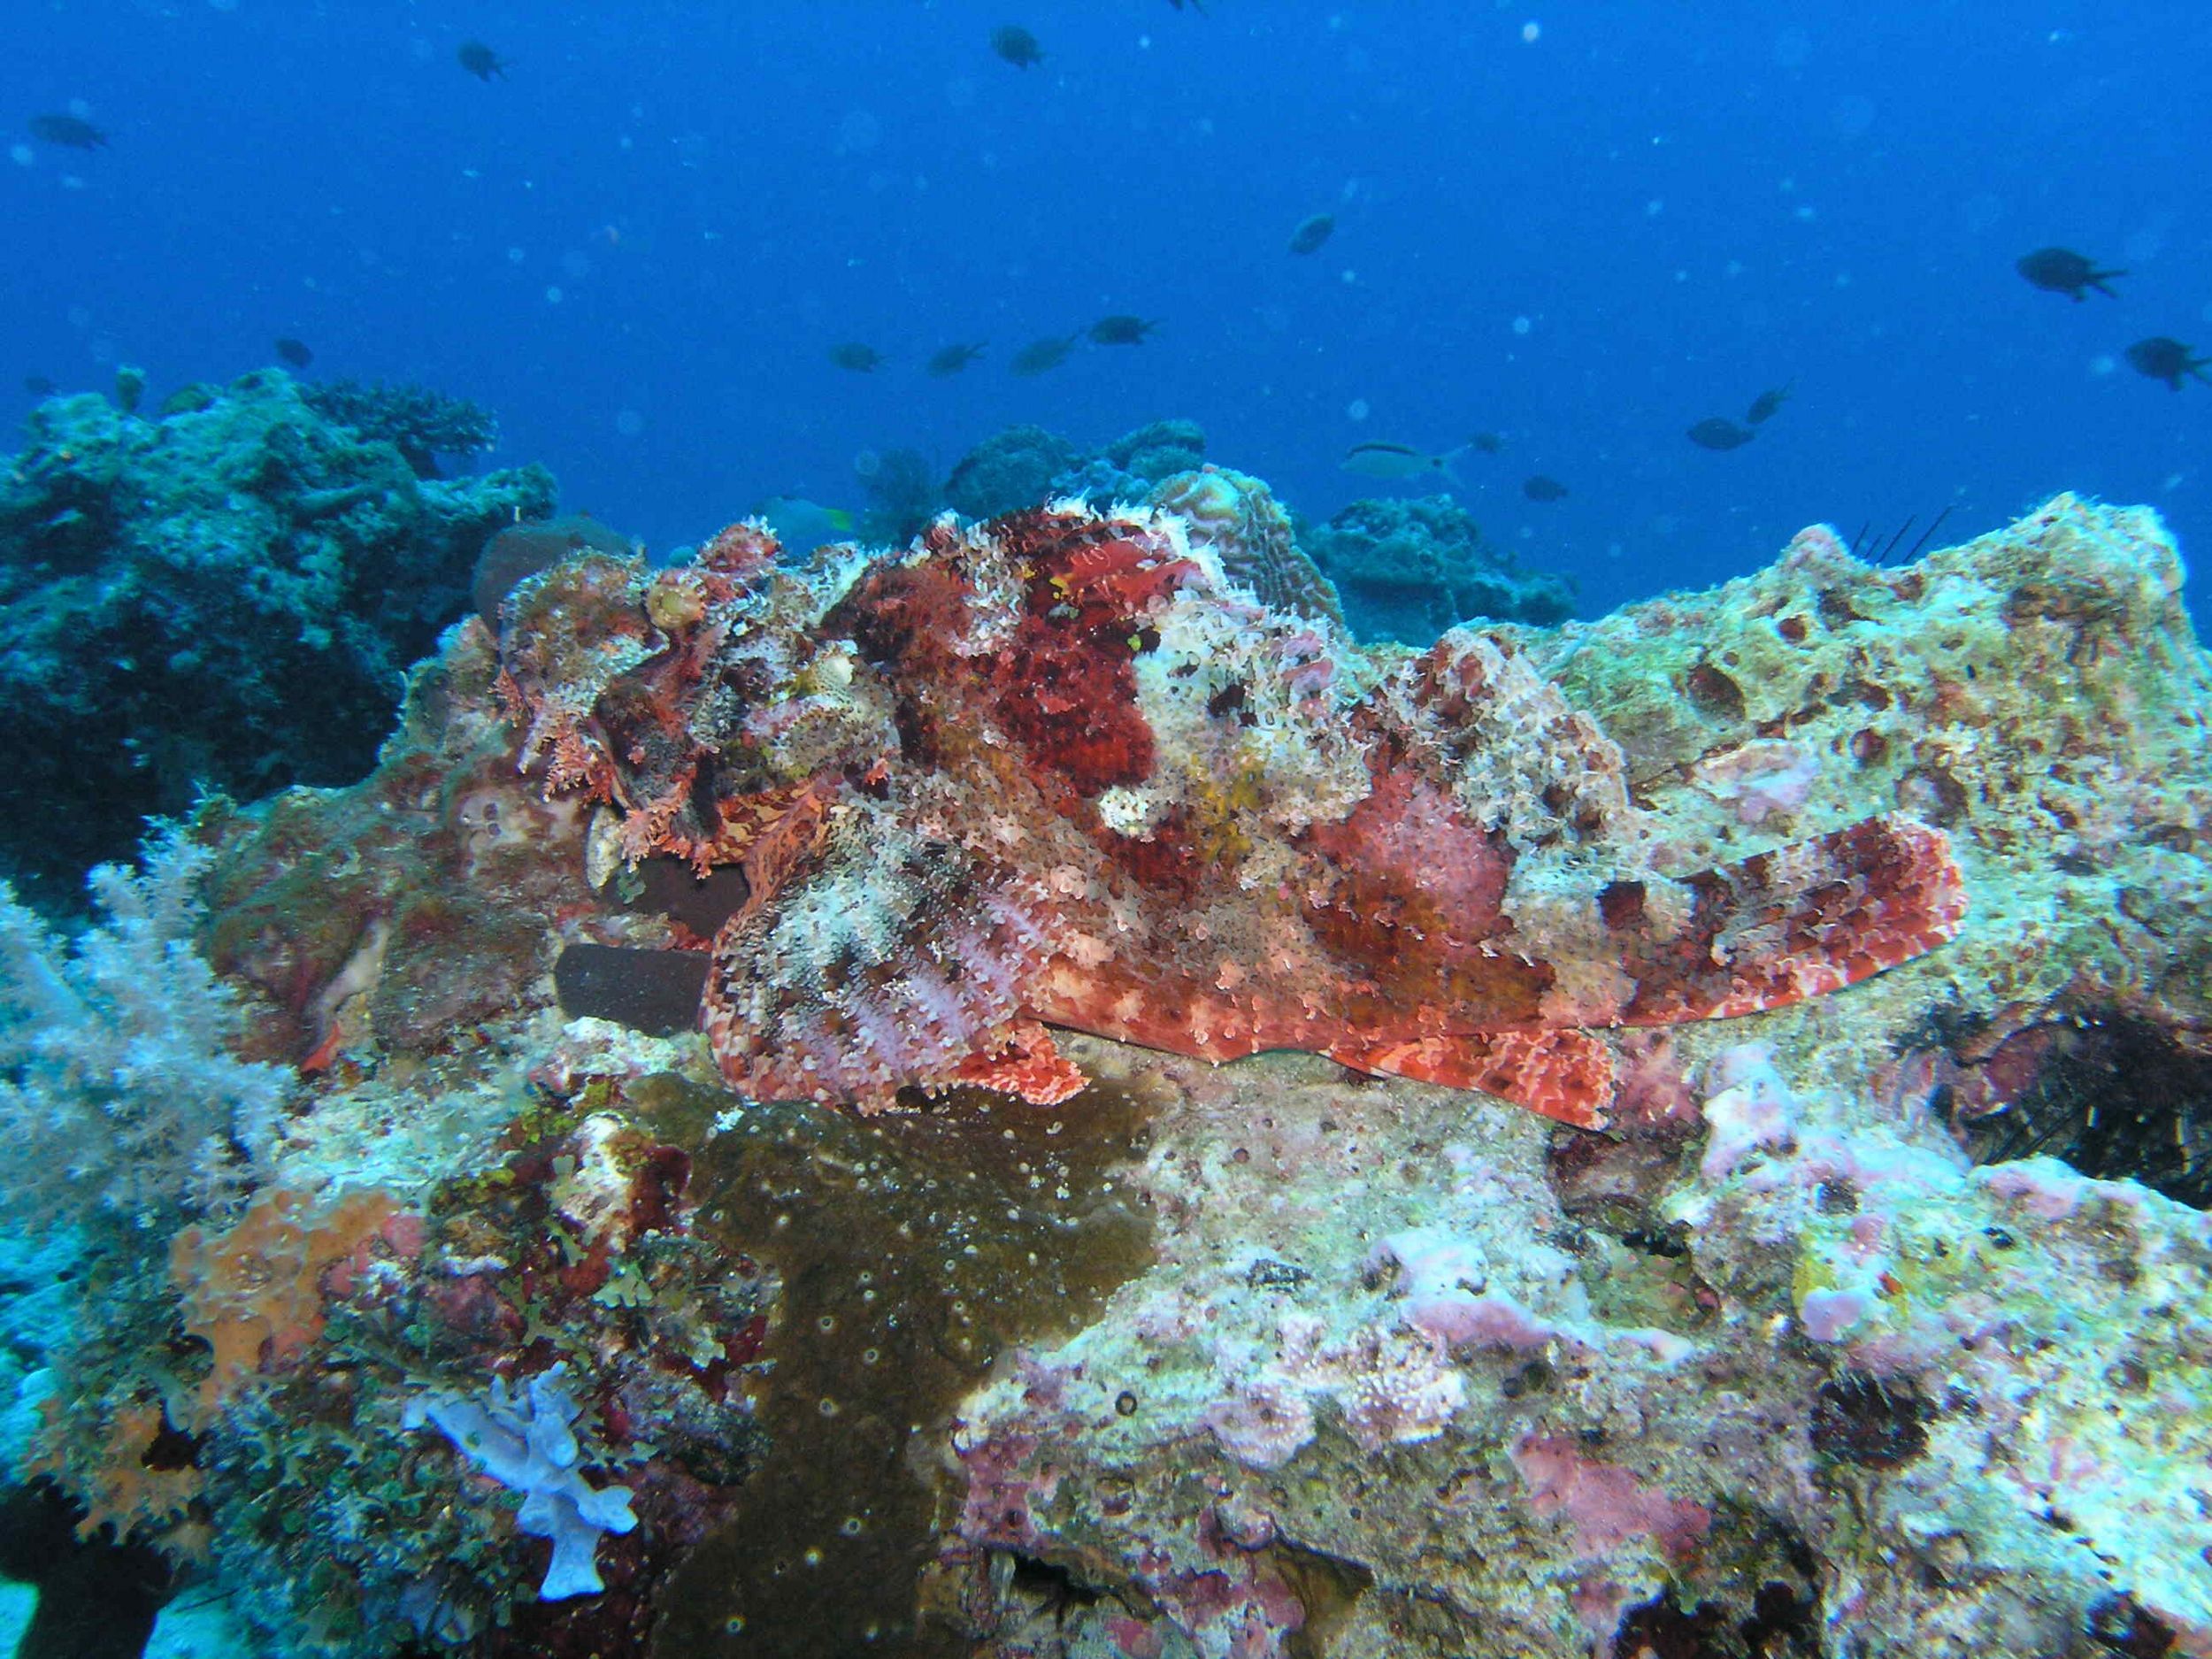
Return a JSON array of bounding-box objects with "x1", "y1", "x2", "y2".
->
[
  {"x1": 949, "y1": 1018, "x2": 1088, "y2": 1106},
  {"x1": 1325, "y1": 1028, "x2": 1613, "y2": 1128},
  {"x1": 1622, "y1": 813, "x2": 1966, "y2": 1024}
]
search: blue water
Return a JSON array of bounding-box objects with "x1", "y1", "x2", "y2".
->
[{"x1": 7, "y1": 1, "x2": 2208, "y2": 620}]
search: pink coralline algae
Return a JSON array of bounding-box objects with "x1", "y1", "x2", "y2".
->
[
  {"x1": 1202, "y1": 1378, "x2": 1317, "y2": 1470},
  {"x1": 497, "y1": 503, "x2": 1963, "y2": 1125},
  {"x1": 1509, "y1": 1433, "x2": 1712, "y2": 1563}
]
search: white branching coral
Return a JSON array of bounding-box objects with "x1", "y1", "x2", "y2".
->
[{"x1": 0, "y1": 829, "x2": 286, "y2": 1234}]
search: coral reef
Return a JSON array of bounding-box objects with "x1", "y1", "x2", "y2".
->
[
  {"x1": 299, "y1": 378, "x2": 502, "y2": 479},
  {"x1": 7, "y1": 491, "x2": 2212, "y2": 1658},
  {"x1": 945, "y1": 419, "x2": 1210, "y2": 521},
  {"x1": 941, "y1": 423, "x2": 1081, "y2": 520},
  {"x1": 1304, "y1": 493, "x2": 1578, "y2": 641},
  {"x1": 855, "y1": 445, "x2": 942, "y2": 545},
  {"x1": 0, "y1": 370, "x2": 555, "y2": 910},
  {"x1": 1049, "y1": 418, "x2": 1210, "y2": 504},
  {"x1": 947, "y1": 423, "x2": 1575, "y2": 642}
]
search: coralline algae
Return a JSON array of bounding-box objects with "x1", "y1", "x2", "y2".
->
[{"x1": 6, "y1": 492, "x2": 2211, "y2": 1657}]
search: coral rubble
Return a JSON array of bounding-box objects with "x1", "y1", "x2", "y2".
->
[{"x1": 6, "y1": 491, "x2": 2212, "y2": 1657}]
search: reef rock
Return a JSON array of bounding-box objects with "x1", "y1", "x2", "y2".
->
[{"x1": 10, "y1": 493, "x2": 2211, "y2": 1659}]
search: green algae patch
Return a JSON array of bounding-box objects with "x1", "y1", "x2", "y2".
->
[{"x1": 634, "y1": 1074, "x2": 1156, "y2": 1657}]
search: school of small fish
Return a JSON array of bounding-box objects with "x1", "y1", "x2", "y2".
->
[{"x1": 17, "y1": 30, "x2": 2200, "y2": 534}]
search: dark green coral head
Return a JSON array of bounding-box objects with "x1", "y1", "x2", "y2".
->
[{"x1": 991, "y1": 25, "x2": 1044, "y2": 66}]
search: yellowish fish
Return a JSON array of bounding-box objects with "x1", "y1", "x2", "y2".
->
[{"x1": 758, "y1": 496, "x2": 856, "y2": 551}]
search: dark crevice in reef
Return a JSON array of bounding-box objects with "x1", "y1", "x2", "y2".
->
[
  {"x1": 1912, "y1": 1003, "x2": 2212, "y2": 1209},
  {"x1": 1809, "y1": 1370, "x2": 1932, "y2": 1471},
  {"x1": 0, "y1": 1482, "x2": 174, "y2": 1659}
]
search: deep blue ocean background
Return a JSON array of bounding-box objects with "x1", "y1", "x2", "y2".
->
[{"x1": 7, "y1": 0, "x2": 2208, "y2": 624}]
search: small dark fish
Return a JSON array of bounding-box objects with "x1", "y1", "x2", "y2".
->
[
  {"x1": 2016, "y1": 246, "x2": 2124, "y2": 302},
  {"x1": 23, "y1": 376, "x2": 56, "y2": 398},
  {"x1": 2124, "y1": 336, "x2": 2211, "y2": 391},
  {"x1": 1010, "y1": 334, "x2": 1078, "y2": 375},
  {"x1": 1745, "y1": 384, "x2": 1792, "y2": 426},
  {"x1": 1088, "y1": 315, "x2": 1158, "y2": 346},
  {"x1": 28, "y1": 113, "x2": 107, "y2": 150},
  {"x1": 1469, "y1": 430, "x2": 1504, "y2": 454},
  {"x1": 457, "y1": 40, "x2": 508, "y2": 81},
  {"x1": 1287, "y1": 212, "x2": 1336, "y2": 256},
  {"x1": 1169, "y1": 0, "x2": 1207, "y2": 12},
  {"x1": 992, "y1": 25, "x2": 1045, "y2": 68},
  {"x1": 273, "y1": 337, "x2": 314, "y2": 370},
  {"x1": 829, "y1": 342, "x2": 886, "y2": 373},
  {"x1": 1686, "y1": 417, "x2": 1757, "y2": 451},
  {"x1": 926, "y1": 342, "x2": 987, "y2": 377},
  {"x1": 1522, "y1": 474, "x2": 1568, "y2": 502}
]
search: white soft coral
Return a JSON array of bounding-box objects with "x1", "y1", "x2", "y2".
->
[{"x1": 0, "y1": 827, "x2": 287, "y2": 1234}]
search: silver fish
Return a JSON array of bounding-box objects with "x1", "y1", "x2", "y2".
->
[{"x1": 1340, "y1": 441, "x2": 1463, "y2": 483}]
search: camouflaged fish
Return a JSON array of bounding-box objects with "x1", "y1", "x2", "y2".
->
[{"x1": 499, "y1": 503, "x2": 1964, "y2": 1127}]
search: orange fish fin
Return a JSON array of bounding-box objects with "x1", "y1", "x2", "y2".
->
[
  {"x1": 949, "y1": 1019, "x2": 1089, "y2": 1106},
  {"x1": 1620, "y1": 814, "x2": 1966, "y2": 1024},
  {"x1": 1328, "y1": 1028, "x2": 1612, "y2": 1129}
]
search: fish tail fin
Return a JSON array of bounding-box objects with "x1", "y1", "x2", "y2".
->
[
  {"x1": 2093, "y1": 269, "x2": 2127, "y2": 296},
  {"x1": 1438, "y1": 443, "x2": 1471, "y2": 485}
]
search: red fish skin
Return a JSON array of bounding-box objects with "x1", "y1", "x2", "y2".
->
[{"x1": 503, "y1": 504, "x2": 1965, "y2": 1127}]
